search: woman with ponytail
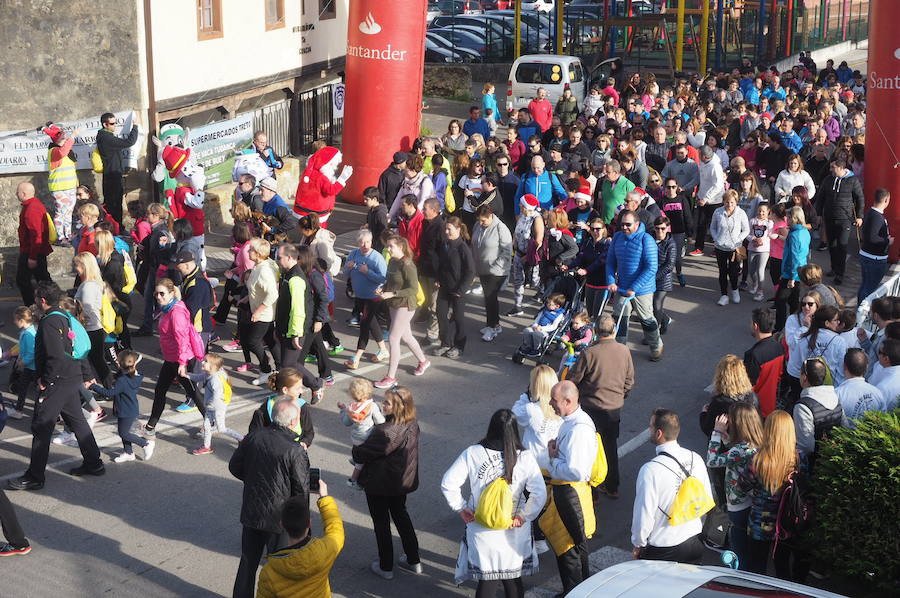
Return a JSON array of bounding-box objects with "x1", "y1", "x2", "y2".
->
[
  {"x1": 247, "y1": 368, "x2": 315, "y2": 449},
  {"x1": 441, "y1": 409, "x2": 546, "y2": 597},
  {"x1": 795, "y1": 305, "x2": 847, "y2": 386}
]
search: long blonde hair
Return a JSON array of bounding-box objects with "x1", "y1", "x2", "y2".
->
[
  {"x1": 713, "y1": 354, "x2": 753, "y2": 398},
  {"x1": 529, "y1": 365, "x2": 560, "y2": 421},
  {"x1": 753, "y1": 410, "x2": 798, "y2": 494},
  {"x1": 74, "y1": 252, "x2": 102, "y2": 284},
  {"x1": 95, "y1": 230, "x2": 115, "y2": 266}
]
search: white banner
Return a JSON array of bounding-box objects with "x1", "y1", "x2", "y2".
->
[{"x1": 0, "y1": 110, "x2": 142, "y2": 175}]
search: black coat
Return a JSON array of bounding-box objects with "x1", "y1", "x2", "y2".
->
[
  {"x1": 699, "y1": 391, "x2": 760, "y2": 438},
  {"x1": 96, "y1": 126, "x2": 139, "y2": 174},
  {"x1": 417, "y1": 215, "x2": 444, "y2": 279},
  {"x1": 248, "y1": 396, "x2": 315, "y2": 449},
  {"x1": 656, "y1": 235, "x2": 676, "y2": 292},
  {"x1": 437, "y1": 236, "x2": 475, "y2": 294},
  {"x1": 378, "y1": 164, "x2": 406, "y2": 213},
  {"x1": 36, "y1": 311, "x2": 81, "y2": 384},
  {"x1": 228, "y1": 424, "x2": 310, "y2": 533},
  {"x1": 820, "y1": 173, "x2": 865, "y2": 223},
  {"x1": 352, "y1": 417, "x2": 420, "y2": 496}
]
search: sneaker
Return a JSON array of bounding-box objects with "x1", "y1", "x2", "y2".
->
[
  {"x1": 52, "y1": 431, "x2": 76, "y2": 445},
  {"x1": 372, "y1": 349, "x2": 389, "y2": 363},
  {"x1": 747, "y1": 284, "x2": 758, "y2": 295},
  {"x1": 370, "y1": 561, "x2": 394, "y2": 580},
  {"x1": 398, "y1": 554, "x2": 423, "y2": 575},
  {"x1": 677, "y1": 274, "x2": 686, "y2": 287},
  {"x1": 0, "y1": 543, "x2": 31, "y2": 556},
  {"x1": 346, "y1": 316, "x2": 360, "y2": 327},
  {"x1": 143, "y1": 440, "x2": 156, "y2": 461},
  {"x1": 430, "y1": 345, "x2": 450, "y2": 357},
  {"x1": 304, "y1": 354, "x2": 318, "y2": 363},
  {"x1": 175, "y1": 401, "x2": 198, "y2": 413},
  {"x1": 506, "y1": 307, "x2": 525, "y2": 317},
  {"x1": 421, "y1": 336, "x2": 438, "y2": 347},
  {"x1": 817, "y1": 241, "x2": 827, "y2": 251},
  {"x1": 6, "y1": 476, "x2": 43, "y2": 491},
  {"x1": 739, "y1": 281, "x2": 750, "y2": 291},
  {"x1": 68, "y1": 463, "x2": 106, "y2": 477},
  {"x1": 444, "y1": 347, "x2": 462, "y2": 359},
  {"x1": 8, "y1": 408, "x2": 25, "y2": 420},
  {"x1": 251, "y1": 373, "x2": 270, "y2": 386},
  {"x1": 235, "y1": 362, "x2": 254, "y2": 373},
  {"x1": 113, "y1": 452, "x2": 136, "y2": 463},
  {"x1": 717, "y1": 294, "x2": 729, "y2": 306},
  {"x1": 346, "y1": 479, "x2": 363, "y2": 490},
  {"x1": 323, "y1": 375, "x2": 335, "y2": 386},
  {"x1": 374, "y1": 376, "x2": 397, "y2": 389},
  {"x1": 192, "y1": 446, "x2": 214, "y2": 456},
  {"x1": 479, "y1": 326, "x2": 492, "y2": 336},
  {"x1": 328, "y1": 344, "x2": 344, "y2": 356},
  {"x1": 141, "y1": 425, "x2": 156, "y2": 438},
  {"x1": 343, "y1": 358, "x2": 360, "y2": 370},
  {"x1": 413, "y1": 360, "x2": 431, "y2": 376},
  {"x1": 650, "y1": 346, "x2": 664, "y2": 362},
  {"x1": 468, "y1": 284, "x2": 483, "y2": 296},
  {"x1": 311, "y1": 387, "x2": 325, "y2": 406},
  {"x1": 689, "y1": 249, "x2": 704, "y2": 256},
  {"x1": 753, "y1": 291, "x2": 765, "y2": 302},
  {"x1": 222, "y1": 340, "x2": 242, "y2": 352},
  {"x1": 730, "y1": 289, "x2": 741, "y2": 304}
]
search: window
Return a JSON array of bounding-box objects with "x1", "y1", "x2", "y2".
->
[
  {"x1": 265, "y1": 0, "x2": 284, "y2": 30},
  {"x1": 515, "y1": 62, "x2": 561, "y2": 85},
  {"x1": 197, "y1": 0, "x2": 222, "y2": 40},
  {"x1": 320, "y1": 0, "x2": 336, "y2": 20},
  {"x1": 569, "y1": 62, "x2": 584, "y2": 83}
]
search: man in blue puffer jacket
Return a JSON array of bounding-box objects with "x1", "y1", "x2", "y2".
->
[{"x1": 606, "y1": 210, "x2": 663, "y2": 361}]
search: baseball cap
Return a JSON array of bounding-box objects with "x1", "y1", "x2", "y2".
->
[
  {"x1": 392, "y1": 151, "x2": 409, "y2": 165},
  {"x1": 173, "y1": 251, "x2": 196, "y2": 265}
]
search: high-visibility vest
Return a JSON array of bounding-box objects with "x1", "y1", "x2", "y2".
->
[{"x1": 47, "y1": 149, "x2": 78, "y2": 192}]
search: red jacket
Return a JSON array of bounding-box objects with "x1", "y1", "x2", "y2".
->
[
  {"x1": 528, "y1": 98, "x2": 553, "y2": 132},
  {"x1": 398, "y1": 210, "x2": 425, "y2": 260},
  {"x1": 78, "y1": 228, "x2": 97, "y2": 256},
  {"x1": 170, "y1": 187, "x2": 205, "y2": 236},
  {"x1": 18, "y1": 197, "x2": 52, "y2": 259}
]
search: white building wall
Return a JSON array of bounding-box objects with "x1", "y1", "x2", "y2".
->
[{"x1": 150, "y1": 0, "x2": 348, "y2": 102}]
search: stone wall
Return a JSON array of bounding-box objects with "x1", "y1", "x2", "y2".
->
[{"x1": 0, "y1": 0, "x2": 147, "y2": 255}]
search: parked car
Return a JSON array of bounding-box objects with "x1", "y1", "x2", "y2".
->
[
  {"x1": 425, "y1": 36, "x2": 482, "y2": 62},
  {"x1": 425, "y1": 43, "x2": 478, "y2": 64},
  {"x1": 430, "y1": 15, "x2": 514, "y2": 54},
  {"x1": 567, "y1": 561, "x2": 848, "y2": 598},
  {"x1": 427, "y1": 2, "x2": 443, "y2": 24},
  {"x1": 433, "y1": 24, "x2": 506, "y2": 57},
  {"x1": 429, "y1": 28, "x2": 489, "y2": 55},
  {"x1": 506, "y1": 54, "x2": 586, "y2": 114},
  {"x1": 438, "y1": 0, "x2": 484, "y2": 15}
]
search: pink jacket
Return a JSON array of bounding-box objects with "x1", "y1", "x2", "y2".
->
[
  {"x1": 131, "y1": 218, "x2": 152, "y2": 245},
  {"x1": 158, "y1": 301, "x2": 195, "y2": 365},
  {"x1": 226, "y1": 241, "x2": 253, "y2": 281}
]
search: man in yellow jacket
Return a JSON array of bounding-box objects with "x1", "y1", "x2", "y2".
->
[{"x1": 257, "y1": 479, "x2": 344, "y2": 598}]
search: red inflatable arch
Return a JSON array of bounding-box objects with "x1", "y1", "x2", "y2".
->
[{"x1": 340, "y1": 1, "x2": 427, "y2": 204}]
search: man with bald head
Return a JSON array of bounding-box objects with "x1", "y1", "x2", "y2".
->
[
  {"x1": 540, "y1": 380, "x2": 598, "y2": 596},
  {"x1": 16, "y1": 181, "x2": 52, "y2": 304}
]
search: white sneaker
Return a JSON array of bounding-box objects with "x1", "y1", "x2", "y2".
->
[
  {"x1": 717, "y1": 295, "x2": 729, "y2": 306},
  {"x1": 398, "y1": 554, "x2": 423, "y2": 574},
  {"x1": 492, "y1": 325, "x2": 502, "y2": 336},
  {"x1": 479, "y1": 326, "x2": 492, "y2": 336},
  {"x1": 753, "y1": 291, "x2": 765, "y2": 302},
  {"x1": 730, "y1": 289, "x2": 741, "y2": 304},
  {"x1": 52, "y1": 431, "x2": 76, "y2": 445},
  {"x1": 8, "y1": 409, "x2": 25, "y2": 420},
  {"x1": 747, "y1": 284, "x2": 758, "y2": 295},
  {"x1": 113, "y1": 452, "x2": 136, "y2": 463},
  {"x1": 143, "y1": 440, "x2": 156, "y2": 461},
  {"x1": 251, "y1": 372, "x2": 269, "y2": 386},
  {"x1": 469, "y1": 285, "x2": 483, "y2": 296}
]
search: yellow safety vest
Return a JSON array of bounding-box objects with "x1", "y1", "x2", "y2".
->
[{"x1": 47, "y1": 148, "x2": 78, "y2": 192}]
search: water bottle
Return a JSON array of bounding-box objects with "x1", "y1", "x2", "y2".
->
[{"x1": 720, "y1": 550, "x2": 739, "y2": 570}]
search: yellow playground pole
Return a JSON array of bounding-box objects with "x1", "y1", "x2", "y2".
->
[
  {"x1": 700, "y1": 0, "x2": 710, "y2": 74},
  {"x1": 556, "y1": 0, "x2": 565, "y2": 55},
  {"x1": 675, "y1": 0, "x2": 686, "y2": 72},
  {"x1": 515, "y1": 1, "x2": 521, "y2": 59}
]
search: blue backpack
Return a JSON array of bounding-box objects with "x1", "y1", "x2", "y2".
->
[
  {"x1": 48, "y1": 310, "x2": 91, "y2": 360},
  {"x1": 322, "y1": 271, "x2": 335, "y2": 304}
]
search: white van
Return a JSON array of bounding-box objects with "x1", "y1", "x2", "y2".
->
[
  {"x1": 506, "y1": 54, "x2": 620, "y2": 116},
  {"x1": 506, "y1": 54, "x2": 585, "y2": 115}
]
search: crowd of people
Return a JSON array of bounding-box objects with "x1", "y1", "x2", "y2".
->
[{"x1": 0, "y1": 50, "x2": 895, "y2": 598}]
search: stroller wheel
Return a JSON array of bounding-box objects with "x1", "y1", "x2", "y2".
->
[{"x1": 512, "y1": 351, "x2": 524, "y2": 364}]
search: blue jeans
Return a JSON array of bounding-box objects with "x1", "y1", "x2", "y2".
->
[
  {"x1": 858, "y1": 255, "x2": 889, "y2": 303},
  {"x1": 728, "y1": 507, "x2": 750, "y2": 570}
]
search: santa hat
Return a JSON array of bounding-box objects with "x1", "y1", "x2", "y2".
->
[
  {"x1": 42, "y1": 123, "x2": 64, "y2": 143},
  {"x1": 162, "y1": 145, "x2": 190, "y2": 177},
  {"x1": 520, "y1": 194, "x2": 539, "y2": 211},
  {"x1": 302, "y1": 146, "x2": 342, "y2": 183},
  {"x1": 576, "y1": 181, "x2": 592, "y2": 203}
]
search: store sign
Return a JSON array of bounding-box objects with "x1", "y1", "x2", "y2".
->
[{"x1": 189, "y1": 113, "x2": 254, "y2": 189}]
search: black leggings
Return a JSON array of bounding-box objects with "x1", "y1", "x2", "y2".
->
[
  {"x1": 356, "y1": 299, "x2": 384, "y2": 351},
  {"x1": 480, "y1": 274, "x2": 505, "y2": 328},
  {"x1": 768, "y1": 256, "x2": 782, "y2": 286},
  {"x1": 240, "y1": 320, "x2": 278, "y2": 372},
  {"x1": 147, "y1": 359, "x2": 201, "y2": 429},
  {"x1": 475, "y1": 578, "x2": 524, "y2": 598},
  {"x1": 214, "y1": 278, "x2": 240, "y2": 324},
  {"x1": 774, "y1": 278, "x2": 799, "y2": 332},
  {"x1": 714, "y1": 249, "x2": 741, "y2": 295},
  {"x1": 437, "y1": 290, "x2": 467, "y2": 350},
  {"x1": 87, "y1": 329, "x2": 111, "y2": 386}
]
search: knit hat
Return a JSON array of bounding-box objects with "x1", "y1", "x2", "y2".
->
[
  {"x1": 761, "y1": 112, "x2": 774, "y2": 120},
  {"x1": 162, "y1": 145, "x2": 190, "y2": 177},
  {"x1": 520, "y1": 194, "x2": 539, "y2": 211},
  {"x1": 576, "y1": 182, "x2": 592, "y2": 203},
  {"x1": 42, "y1": 123, "x2": 64, "y2": 143},
  {"x1": 259, "y1": 177, "x2": 278, "y2": 192}
]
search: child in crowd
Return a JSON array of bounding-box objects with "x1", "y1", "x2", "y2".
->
[
  {"x1": 560, "y1": 310, "x2": 593, "y2": 353},
  {"x1": 336, "y1": 379, "x2": 384, "y2": 490},
  {"x1": 188, "y1": 354, "x2": 244, "y2": 455},
  {"x1": 6, "y1": 307, "x2": 38, "y2": 420},
  {"x1": 747, "y1": 203, "x2": 773, "y2": 301},
  {"x1": 248, "y1": 368, "x2": 315, "y2": 449},
  {"x1": 129, "y1": 200, "x2": 151, "y2": 247},
  {"x1": 484, "y1": 108, "x2": 498, "y2": 136},
  {"x1": 89, "y1": 351, "x2": 155, "y2": 463},
  {"x1": 558, "y1": 178, "x2": 581, "y2": 213},
  {"x1": 520, "y1": 293, "x2": 567, "y2": 355},
  {"x1": 838, "y1": 309, "x2": 862, "y2": 349},
  {"x1": 481, "y1": 82, "x2": 499, "y2": 123}
]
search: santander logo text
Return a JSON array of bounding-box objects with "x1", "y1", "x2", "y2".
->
[{"x1": 359, "y1": 12, "x2": 381, "y2": 35}]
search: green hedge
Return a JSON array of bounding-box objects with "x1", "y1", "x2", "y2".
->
[{"x1": 813, "y1": 409, "x2": 900, "y2": 594}]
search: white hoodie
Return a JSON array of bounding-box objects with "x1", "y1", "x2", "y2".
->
[
  {"x1": 774, "y1": 168, "x2": 816, "y2": 202},
  {"x1": 697, "y1": 154, "x2": 725, "y2": 205}
]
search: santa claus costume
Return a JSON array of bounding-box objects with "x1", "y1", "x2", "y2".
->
[{"x1": 293, "y1": 146, "x2": 352, "y2": 228}]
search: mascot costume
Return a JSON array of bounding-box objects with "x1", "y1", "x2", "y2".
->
[
  {"x1": 293, "y1": 146, "x2": 352, "y2": 228},
  {"x1": 155, "y1": 123, "x2": 186, "y2": 206}
]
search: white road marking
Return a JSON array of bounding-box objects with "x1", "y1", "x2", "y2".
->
[{"x1": 617, "y1": 428, "x2": 650, "y2": 458}]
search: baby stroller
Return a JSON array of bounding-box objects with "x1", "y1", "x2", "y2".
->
[{"x1": 512, "y1": 273, "x2": 585, "y2": 366}]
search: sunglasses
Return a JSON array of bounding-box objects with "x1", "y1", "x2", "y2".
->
[
  {"x1": 155, "y1": 291, "x2": 168, "y2": 297},
  {"x1": 497, "y1": 162, "x2": 509, "y2": 167},
  {"x1": 590, "y1": 227, "x2": 604, "y2": 231},
  {"x1": 655, "y1": 226, "x2": 668, "y2": 230},
  {"x1": 529, "y1": 144, "x2": 539, "y2": 148},
  {"x1": 665, "y1": 185, "x2": 678, "y2": 189},
  {"x1": 621, "y1": 222, "x2": 636, "y2": 228},
  {"x1": 802, "y1": 301, "x2": 817, "y2": 307}
]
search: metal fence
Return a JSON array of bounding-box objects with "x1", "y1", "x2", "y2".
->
[
  {"x1": 293, "y1": 83, "x2": 344, "y2": 155},
  {"x1": 857, "y1": 269, "x2": 900, "y2": 333},
  {"x1": 248, "y1": 99, "x2": 291, "y2": 157}
]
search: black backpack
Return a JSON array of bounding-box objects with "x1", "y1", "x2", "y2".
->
[{"x1": 774, "y1": 470, "x2": 813, "y2": 546}]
